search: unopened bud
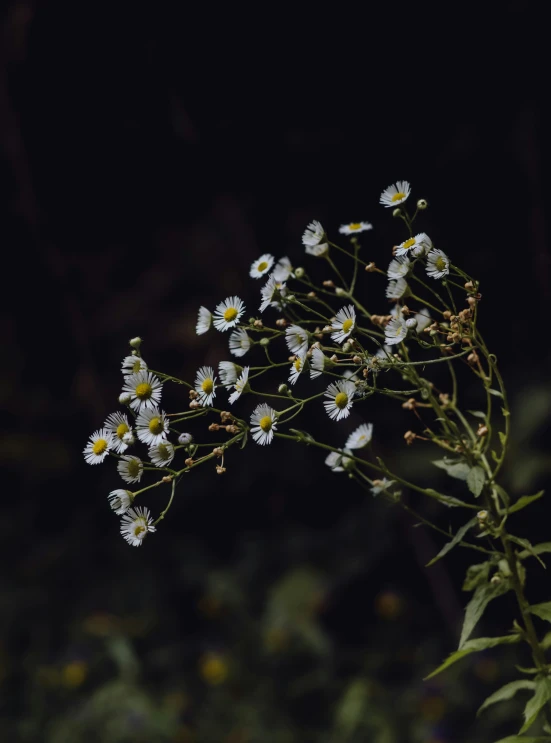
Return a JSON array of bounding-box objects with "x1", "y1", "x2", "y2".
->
[
  {"x1": 278, "y1": 384, "x2": 288, "y2": 394},
  {"x1": 417, "y1": 198, "x2": 428, "y2": 210},
  {"x1": 335, "y1": 287, "x2": 348, "y2": 297},
  {"x1": 259, "y1": 337, "x2": 270, "y2": 346},
  {"x1": 467, "y1": 351, "x2": 479, "y2": 365},
  {"x1": 362, "y1": 367, "x2": 369, "y2": 378},
  {"x1": 477, "y1": 510, "x2": 489, "y2": 522},
  {"x1": 467, "y1": 296, "x2": 477, "y2": 308},
  {"x1": 185, "y1": 458, "x2": 194, "y2": 467},
  {"x1": 490, "y1": 574, "x2": 502, "y2": 584},
  {"x1": 401, "y1": 305, "x2": 410, "y2": 316},
  {"x1": 213, "y1": 447, "x2": 224, "y2": 457},
  {"x1": 178, "y1": 432, "x2": 194, "y2": 445},
  {"x1": 307, "y1": 291, "x2": 316, "y2": 298},
  {"x1": 342, "y1": 342, "x2": 352, "y2": 353},
  {"x1": 392, "y1": 208, "x2": 402, "y2": 218},
  {"x1": 294, "y1": 267, "x2": 305, "y2": 278},
  {"x1": 129, "y1": 336, "x2": 142, "y2": 349},
  {"x1": 405, "y1": 318, "x2": 417, "y2": 329},
  {"x1": 464, "y1": 281, "x2": 475, "y2": 291},
  {"x1": 118, "y1": 392, "x2": 132, "y2": 406},
  {"x1": 443, "y1": 310, "x2": 452, "y2": 320},
  {"x1": 161, "y1": 475, "x2": 173, "y2": 483}
]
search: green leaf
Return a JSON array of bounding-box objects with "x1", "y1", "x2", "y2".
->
[
  {"x1": 493, "y1": 737, "x2": 551, "y2": 743},
  {"x1": 467, "y1": 466, "x2": 486, "y2": 497},
  {"x1": 502, "y1": 407, "x2": 511, "y2": 417},
  {"x1": 499, "y1": 431, "x2": 507, "y2": 446},
  {"x1": 493, "y1": 484, "x2": 510, "y2": 507},
  {"x1": 520, "y1": 677, "x2": 551, "y2": 734},
  {"x1": 489, "y1": 388, "x2": 504, "y2": 398},
  {"x1": 468, "y1": 410, "x2": 487, "y2": 419},
  {"x1": 509, "y1": 536, "x2": 546, "y2": 569},
  {"x1": 519, "y1": 542, "x2": 551, "y2": 561},
  {"x1": 433, "y1": 458, "x2": 471, "y2": 481},
  {"x1": 423, "y1": 488, "x2": 472, "y2": 509},
  {"x1": 424, "y1": 633, "x2": 521, "y2": 680},
  {"x1": 478, "y1": 679, "x2": 536, "y2": 716},
  {"x1": 509, "y1": 491, "x2": 545, "y2": 514},
  {"x1": 460, "y1": 580, "x2": 511, "y2": 648},
  {"x1": 463, "y1": 561, "x2": 491, "y2": 591},
  {"x1": 427, "y1": 517, "x2": 478, "y2": 567},
  {"x1": 529, "y1": 602, "x2": 551, "y2": 623}
]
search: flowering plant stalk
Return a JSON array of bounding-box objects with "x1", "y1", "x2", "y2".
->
[{"x1": 85, "y1": 181, "x2": 551, "y2": 740}]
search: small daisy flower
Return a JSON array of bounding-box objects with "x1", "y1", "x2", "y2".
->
[
  {"x1": 117, "y1": 455, "x2": 144, "y2": 484},
  {"x1": 213, "y1": 296, "x2": 246, "y2": 332},
  {"x1": 136, "y1": 406, "x2": 169, "y2": 446},
  {"x1": 229, "y1": 328, "x2": 252, "y2": 357},
  {"x1": 379, "y1": 180, "x2": 411, "y2": 208},
  {"x1": 108, "y1": 489, "x2": 133, "y2": 515},
  {"x1": 310, "y1": 347, "x2": 334, "y2": 379},
  {"x1": 273, "y1": 256, "x2": 293, "y2": 283},
  {"x1": 288, "y1": 354, "x2": 306, "y2": 385},
  {"x1": 104, "y1": 411, "x2": 133, "y2": 453},
  {"x1": 386, "y1": 278, "x2": 408, "y2": 300},
  {"x1": 195, "y1": 366, "x2": 217, "y2": 406},
  {"x1": 196, "y1": 306, "x2": 212, "y2": 335},
  {"x1": 323, "y1": 380, "x2": 356, "y2": 421},
  {"x1": 83, "y1": 428, "x2": 114, "y2": 465},
  {"x1": 285, "y1": 324, "x2": 309, "y2": 357},
  {"x1": 120, "y1": 506, "x2": 156, "y2": 547},
  {"x1": 384, "y1": 317, "x2": 408, "y2": 346},
  {"x1": 250, "y1": 253, "x2": 275, "y2": 279},
  {"x1": 415, "y1": 309, "x2": 432, "y2": 333},
  {"x1": 228, "y1": 366, "x2": 249, "y2": 405},
  {"x1": 302, "y1": 220, "x2": 325, "y2": 248},
  {"x1": 250, "y1": 403, "x2": 277, "y2": 445},
  {"x1": 395, "y1": 232, "x2": 431, "y2": 258},
  {"x1": 148, "y1": 441, "x2": 175, "y2": 467},
  {"x1": 331, "y1": 305, "x2": 356, "y2": 344},
  {"x1": 218, "y1": 361, "x2": 240, "y2": 388},
  {"x1": 338, "y1": 221, "x2": 373, "y2": 235},
  {"x1": 325, "y1": 448, "x2": 353, "y2": 472},
  {"x1": 346, "y1": 423, "x2": 373, "y2": 449},
  {"x1": 306, "y1": 242, "x2": 329, "y2": 257},
  {"x1": 259, "y1": 273, "x2": 279, "y2": 313},
  {"x1": 121, "y1": 370, "x2": 163, "y2": 413},
  {"x1": 387, "y1": 256, "x2": 411, "y2": 279},
  {"x1": 426, "y1": 248, "x2": 450, "y2": 279},
  {"x1": 121, "y1": 355, "x2": 148, "y2": 377}
]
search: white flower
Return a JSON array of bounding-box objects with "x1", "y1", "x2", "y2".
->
[
  {"x1": 273, "y1": 256, "x2": 293, "y2": 283},
  {"x1": 229, "y1": 328, "x2": 252, "y2": 357},
  {"x1": 325, "y1": 448, "x2": 353, "y2": 472},
  {"x1": 250, "y1": 253, "x2": 275, "y2": 279},
  {"x1": 196, "y1": 306, "x2": 212, "y2": 335},
  {"x1": 120, "y1": 507, "x2": 156, "y2": 547},
  {"x1": 121, "y1": 355, "x2": 148, "y2": 377},
  {"x1": 83, "y1": 428, "x2": 114, "y2": 465},
  {"x1": 310, "y1": 347, "x2": 330, "y2": 379},
  {"x1": 415, "y1": 309, "x2": 432, "y2": 333},
  {"x1": 302, "y1": 220, "x2": 325, "y2": 247},
  {"x1": 288, "y1": 355, "x2": 306, "y2": 385},
  {"x1": 379, "y1": 180, "x2": 411, "y2": 208},
  {"x1": 390, "y1": 303, "x2": 402, "y2": 319},
  {"x1": 121, "y1": 370, "x2": 163, "y2": 413},
  {"x1": 331, "y1": 305, "x2": 356, "y2": 344},
  {"x1": 218, "y1": 361, "x2": 239, "y2": 387},
  {"x1": 306, "y1": 242, "x2": 329, "y2": 257},
  {"x1": 387, "y1": 256, "x2": 410, "y2": 279},
  {"x1": 194, "y1": 366, "x2": 217, "y2": 406},
  {"x1": 117, "y1": 455, "x2": 144, "y2": 484},
  {"x1": 370, "y1": 478, "x2": 397, "y2": 497},
  {"x1": 338, "y1": 221, "x2": 373, "y2": 235},
  {"x1": 426, "y1": 248, "x2": 450, "y2": 279},
  {"x1": 213, "y1": 296, "x2": 246, "y2": 332},
  {"x1": 104, "y1": 411, "x2": 133, "y2": 453},
  {"x1": 136, "y1": 406, "x2": 169, "y2": 446},
  {"x1": 346, "y1": 423, "x2": 373, "y2": 449},
  {"x1": 148, "y1": 441, "x2": 175, "y2": 467},
  {"x1": 323, "y1": 380, "x2": 356, "y2": 421},
  {"x1": 285, "y1": 324, "x2": 309, "y2": 357},
  {"x1": 122, "y1": 431, "x2": 135, "y2": 446},
  {"x1": 228, "y1": 367, "x2": 249, "y2": 405},
  {"x1": 386, "y1": 278, "x2": 408, "y2": 300},
  {"x1": 250, "y1": 403, "x2": 277, "y2": 445},
  {"x1": 259, "y1": 273, "x2": 279, "y2": 313},
  {"x1": 108, "y1": 489, "x2": 133, "y2": 515},
  {"x1": 384, "y1": 317, "x2": 408, "y2": 345},
  {"x1": 395, "y1": 232, "x2": 431, "y2": 257}
]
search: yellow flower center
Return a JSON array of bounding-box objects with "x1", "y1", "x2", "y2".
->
[
  {"x1": 402, "y1": 237, "x2": 416, "y2": 250},
  {"x1": 133, "y1": 524, "x2": 146, "y2": 537},
  {"x1": 391, "y1": 192, "x2": 406, "y2": 202},
  {"x1": 342, "y1": 318, "x2": 353, "y2": 333},
  {"x1": 127, "y1": 459, "x2": 141, "y2": 477},
  {"x1": 116, "y1": 422, "x2": 129, "y2": 440},
  {"x1": 435, "y1": 256, "x2": 447, "y2": 271},
  {"x1": 201, "y1": 378, "x2": 214, "y2": 394},
  {"x1": 148, "y1": 416, "x2": 163, "y2": 434},
  {"x1": 135, "y1": 382, "x2": 152, "y2": 400},
  {"x1": 223, "y1": 307, "x2": 238, "y2": 322},
  {"x1": 259, "y1": 415, "x2": 272, "y2": 432},
  {"x1": 92, "y1": 438, "x2": 108, "y2": 455},
  {"x1": 335, "y1": 392, "x2": 349, "y2": 409},
  {"x1": 199, "y1": 654, "x2": 228, "y2": 685},
  {"x1": 131, "y1": 359, "x2": 142, "y2": 372},
  {"x1": 257, "y1": 261, "x2": 268, "y2": 272},
  {"x1": 348, "y1": 223, "x2": 362, "y2": 231},
  {"x1": 294, "y1": 358, "x2": 302, "y2": 371},
  {"x1": 358, "y1": 435, "x2": 366, "y2": 444}
]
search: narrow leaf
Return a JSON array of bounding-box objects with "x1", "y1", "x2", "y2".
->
[
  {"x1": 478, "y1": 679, "x2": 535, "y2": 716},
  {"x1": 460, "y1": 580, "x2": 511, "y2": 648},
  {"x1": 433, "y1": 458, "x2": 471, "y2": 481},
  {"x1": 502, "y1": 407, "x2": 510, "y2": 417},
  {"x1": 423, "y1": 488, "x2": 472, "y2": 509},
  {"x1": 509, "y1": 536, "x2": 546, "y2": 569},
  {"x1": 463, "y1": 561, "x2": 491, "y2": 592},
  {"x1": 519, "y1": 542, "x2": 551, "y2": 560},
  {"x1": 520, "y1": 677, "x2": 551, "y2": 734},
  {"x1": 509, "y1": 491, "x2": 545, "y2": 514},
  {"x1": 427, "y1": 517, "x2": 477, "y2": 567},
  {"x1": 489, "y1": 388, "x2": 504, "y2": 398},
  {"x1": 493, "y1": 484, "x2": 510, "y2": 507},
  {"x1": 467, "y1": 410, "x2": 487, "y2": 419},
  {"x1": 424, "y1": 633, "x2": 521, "y2": 680},
  {"x1": 493, "y1": 737, "x2": 551, "y2": 743},
  {"x1": 467, "y1": 466, "x2": 486, "y2": 497},
  {"x1": 529, "y1": 602, "x2": 551, "y2": 623},
  {"x1": 499, "y1": 431, "x2": 507, "y2": 446}
]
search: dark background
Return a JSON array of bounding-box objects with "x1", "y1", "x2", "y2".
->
[{"x1": 2, "y1": 3, "x2": 550, "y2": 742}]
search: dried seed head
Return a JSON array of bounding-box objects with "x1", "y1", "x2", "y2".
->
[
  {"x1": 185, "y1": 457, "x2": 194, "y2": 467},
  {"x1": 189, "y1": 389, "x2": 199, "y2": 399},
  {"x1": 477, "y1": 424, "x2": 489, "y2": 437},
  {"x1": 443, "y1": 310, "x2": 452, "y2": 320},
  {"x1": 402, "y1": 398, "x2": 416, "y2": 411},
  {"x1": 216, "y1": 465, "x2": 227, "y2": 475},
  {"x1": 404, "y1": 430, "x2": 416, "y2": 445},
  {"x1": 220, "y1": 411, "x2": 233, "y2": 422},
  {"x1": 213, "y1": 447, "x2": 224, "y2": 457},
  {"x1": 352, "y1": 355, "x2": 362, "y2": 364},
  {"x1": 189, "y1": 400, "x2": 201, "y2": 409},
  {"x1": 322, "y1": 280, "x2": 335, "y2": 288},
  {"x1": 365, "y1": 262, "x2": 376, "y2": 272},
  {"x1": 225, "y1": 424, "x2": 239, "y2": 434},
  {"x1": 254, "y1": 319, "x2": 264, "y2": 328},
  {"x1": 209, "y1": 423, "x2": 220, "y2": 432},
  {"x1": 276, "y1": 318, "x2": 288, "y2": 328}
]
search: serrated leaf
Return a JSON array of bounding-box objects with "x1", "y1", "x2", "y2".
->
[
  {"x1": 463, "y1": 561, "x2": 491, "y2": 591},
  {"x1": 478, "y1": 679, "x2": 535, "y2": 716},
  {"x1": 433, "y1": 458, "x2": 471, "y2": 481},
  {"x1": 520, "y1": 677, "x2": 551, "y2": 734},
  {"x1": 509, "y1": 491, "x2": 545, "y2": 514},
  {"x1": 519, "y1": 542, "x2": 551, "y2": 560},
  {"x1": 529, "y1": 602, "x2": 551, "y2": 623},
  {"x1": 468, "y1": 410, "x2": 487, "y2": 419},
  {"x1": 509, "y1": 536, "x2": 546, "y2": 569},
  {"x1": 460, "y1": 579, "x2": 511, "y2": 648},
  {"x1": 467, "y1": 466, "x2": 486, "y2": 497},
  {"x1": 424, "y1": 633, "x2": 521, "y2": 680},
  {"x1": 499, "y1": 431, "x2": 507, "y2": 446},
  {"x1": 489, "y1": 388, "x2": 504, "y2": 398},
  {"x1": 427, "y1": 517, "x2": 477, "y2": 567}
]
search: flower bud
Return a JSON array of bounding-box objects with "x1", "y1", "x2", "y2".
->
[
  {"x1": 216, "y1": 465, "x2": 226, "y2": 475},
  {"x1": 335, "y1": 287, "x2": 348, "y2": 297},
  {"x1": 490, "y1": 574, "x2": 502, "y2": 584},
  {"x1": 405, "y1": 318, "x2": 417, "y2": 329},
  {"x1": 213, "y1": 447, "x2": 224, "y2": 457},
  {"x1": 122, "y1": 432, "x2": 135, "y2": 446},
  {"x1": 417, "y1": 199, "x2": 428, "y2": 210},
  {"x1": 275, "y1": 318, "x2": 287, "y2": 328},
  {"x1": 259, "y1": 337, "x2": 270, "y2": 346},
  {"x1": 278, "y1": 384, "x2": 288, "y2": 394},
  {"x1": 254, "y1": 319, "x2": 264, "y2": 328},
  {"x1": 392, "y1": 208, "x2": 402, "y2": 218},
  {"x1": 294, "y1": 267, "x2": 305, "y2": 278},
  {"x1": 129, "y1": 337, "x2": 142, "y2": 349},
  {"x1": 342, "y1": 342, "x2": 352, "y2": 353},
  {"x1": 118, "y1": 393, "x2": 132, "y2": 406},
  {"x1": 352, "y1": 355, "x2": 362, "y2": 364},
  {"x1": 477, "y1": 510, "x2": 489, "y2": 522},
  {"x1": 178, "y1": 432, "x2": 194, "y2": 445}
]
